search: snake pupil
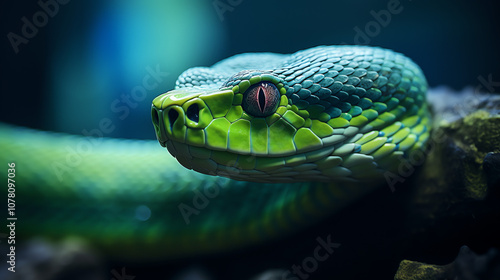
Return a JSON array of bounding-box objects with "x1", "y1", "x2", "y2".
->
[
  {"x1": 258, "y1": 88, "x2": 266, "y2": 113},
  {"x1": 242, "y1": 81, "x2": 280, "y2": 117}
]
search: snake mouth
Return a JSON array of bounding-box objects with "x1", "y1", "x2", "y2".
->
[{"x1": 159, "y1": 139, "x2": 362, "y2": 183}]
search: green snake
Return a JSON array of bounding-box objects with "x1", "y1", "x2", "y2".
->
[{"x1": 0, "y1": 46, "x2": 430, "y2": 259}]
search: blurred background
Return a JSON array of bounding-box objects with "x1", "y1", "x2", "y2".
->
[
  {"x1": 1, "y1": 0, "x2": 499, "y2": 139},
  {"x1": 1, "y1": 0, "x2": 499, "y2": 279}
]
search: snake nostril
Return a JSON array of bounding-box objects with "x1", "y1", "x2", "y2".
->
[
  {"x1": 186, "y1": 103, "x2": 200, "y2": 123},
  {"x1": 151, "y1": 108, "x2": 160, "y2": 127},
  {"x1": 168, "y1": 109, "x2": 179, "y2": 130}
]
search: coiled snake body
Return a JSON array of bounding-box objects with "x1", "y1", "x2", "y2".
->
[{"x1": 0, "y1": 46, "x2": 430, "y2": 259}]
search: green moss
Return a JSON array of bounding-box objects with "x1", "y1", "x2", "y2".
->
[
  {"x1": 394, "y1": 260, "x2": 454, "y2": 280},
  {"x1": 443, "y1": 110, "x2": 500, "y2": 200}
]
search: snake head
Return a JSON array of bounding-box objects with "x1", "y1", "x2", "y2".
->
[
  {"x1": 151, "y1": 71, "x2": 306, "y2": 182},
  {"x1": 152, "y1": 47, "x2": 431, "y2": 183}
]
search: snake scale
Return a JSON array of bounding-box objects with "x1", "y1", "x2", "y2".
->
[{"x1": 0, "y1": 46, "x2": 430, "y2": 259}]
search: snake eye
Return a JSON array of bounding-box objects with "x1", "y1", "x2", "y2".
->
[{"x1": 242, "y1": 82, "x2": 280, "y2": 117}]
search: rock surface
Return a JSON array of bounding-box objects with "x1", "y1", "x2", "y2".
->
[
  {"x1": 394, "y1": 87, "x2": 500, "y2": 279},
  {"x1": 394, "y1": 246, "x2": 500, "y2": 280},
  {"x1": 0, "y1": 238, "x2": 105, "y2": 280},
  {"x1": 411, "y1": 87, "x2": 500, "y2": 227}
]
